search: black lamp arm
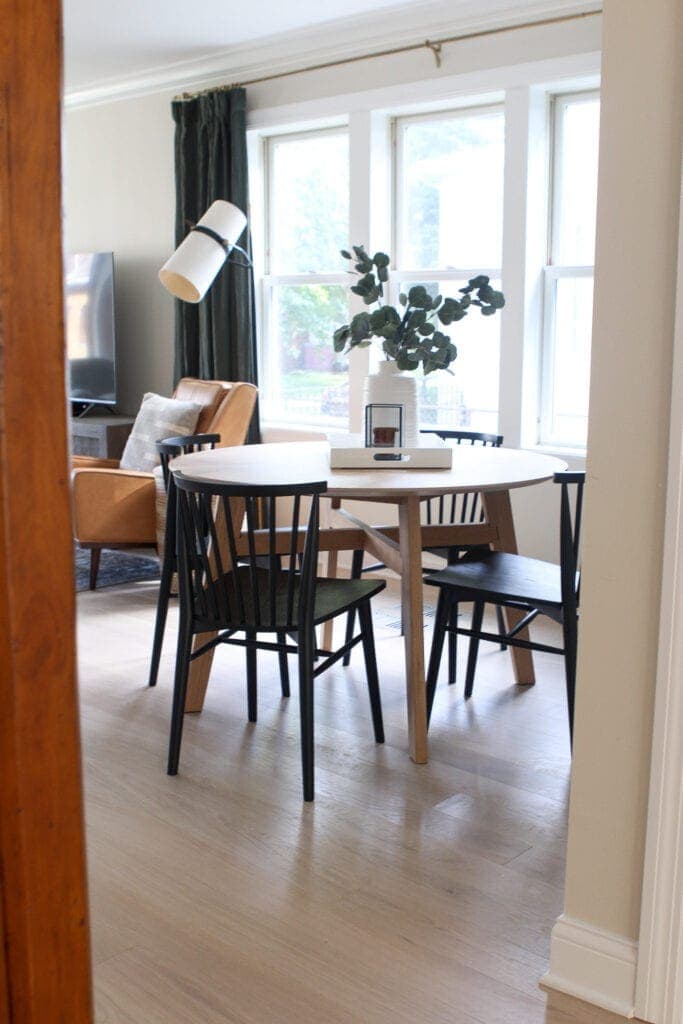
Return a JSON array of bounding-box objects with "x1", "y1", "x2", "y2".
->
[
  {"x1": 226, "y1": 242, "x2": 252, "y2": 268},
  {"x1": 189, "y1": 224, "x2": 252, "y2": 267}
]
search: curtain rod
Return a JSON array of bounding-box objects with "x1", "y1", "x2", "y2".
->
[{"x1": 174, "y1": 8, "x2": 601, "y2": 101}]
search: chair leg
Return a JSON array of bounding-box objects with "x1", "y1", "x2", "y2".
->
[
  {"x1": 496, "y1": 605, "x2": 508, "y2": 651},
  {"x1": 563, "y1": 613, "x2": 578, "y2": 748},
  {"x1": 148, "y1": 550, "x2": 175, "y2": 687},
  {"x1": 298, "y1": 626, "x2": 316, "y2": 802},
  {"x1": 167, "y1": 613, "x2": 193, "y2": 775},
  {"x1": 357, "y1": 600, "x2": 384, "y2": 744},
  {"x1": 426, "y1": 590, "x2": 452, "y2": 723},
  {"x1": 277, "y1": 631, "x2": 290, "y2": 698},
  {"x1": 447, "y1": 601, "x2": 459, "y2": 685},
  {"x1": 464, "y1": 601, "x2": 485, "y2": 700},
  {"x1": 343, "y1": 548, "x2": 364, "y2": 667},
  {"x1": 89, "y1": 547, "x2": 101, "y2": 590},
  {"x1": 246, "y1": 630, "x2": 257, "y2": 723}
]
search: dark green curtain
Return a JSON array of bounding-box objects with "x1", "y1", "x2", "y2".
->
[{"x1": 172, "y1": 87, "x2": 260, "y2": 441}]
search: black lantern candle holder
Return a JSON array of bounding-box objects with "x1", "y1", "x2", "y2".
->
[{"x1": 364, "y1": 403, "x2": 404, "y2": 450}]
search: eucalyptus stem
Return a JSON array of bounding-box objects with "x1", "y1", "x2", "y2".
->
[{"x1": 332, "y1": 245, "x2": 505, "y2": 376}]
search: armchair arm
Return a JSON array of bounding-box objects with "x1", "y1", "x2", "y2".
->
[
  {"x1": 72, "y1": 468, "x2": 158, "y2": 545},
  {"x1": 72, "y1": 455, "x2": 120, "y2": 470}
]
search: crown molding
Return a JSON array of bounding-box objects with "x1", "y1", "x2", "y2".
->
[{"x1": 64, "y1": 0, "x2": 601, "y2": 110}]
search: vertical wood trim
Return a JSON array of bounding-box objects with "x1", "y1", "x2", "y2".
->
[{"x1": 0, "y1": 1, "x2": 93, "y2": 1020}]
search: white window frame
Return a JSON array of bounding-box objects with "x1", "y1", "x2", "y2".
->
[
  {"x1": 247, "y1": 57, "x2": 600, "y2": 456},
  {"x1": 260, "y1": 125, "x2": 351, "y2": 429},
  {"x1": 539, "y1": 89, "x2": 600, "y2": 449}
]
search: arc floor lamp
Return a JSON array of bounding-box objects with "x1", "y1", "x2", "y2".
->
[{"x1": 159, "y1": 199, "x2": 250, "y2": 302}]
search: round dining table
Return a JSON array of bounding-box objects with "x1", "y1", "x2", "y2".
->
[{"x1": 171, "y1": 440, "x2": 567, "y2": 764}]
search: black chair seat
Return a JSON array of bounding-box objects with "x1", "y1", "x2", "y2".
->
[
  {"x1": 424, "y1": 471, "x2": 585, "y2": 745},
  {"x1": 425, "y1": 551, "x2": 565, "y2": 609},
  {"x1": 194, "y1": 568, "x2": 385, "y2": 632}
]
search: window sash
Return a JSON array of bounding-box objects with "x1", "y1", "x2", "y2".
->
[
  {"x1": 393, "y1": 103, "x2": 505, "y2": 274},
  {"x1": 548, "y1": 89, "x2": 600, "y2": 267},
  {"x1": 259, "y1": 276, "x2": 351, "y2": 427},
  {"x1": 265, "y1": 125, "x2": 349, "y2": 277},
  {"x1": 540, "y1": 265, "x2": 594, "y2": 448},
  {"x1": 539, "y1": 89, "x2": 599, "y2": 449}
]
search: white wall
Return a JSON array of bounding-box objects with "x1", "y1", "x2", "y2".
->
[
  {"x1": 565, "y1": 0, "x2": 683, "y2": 938},
  {"x1": 544, "y1": 0, "x2": 683, "y2": 1015}
]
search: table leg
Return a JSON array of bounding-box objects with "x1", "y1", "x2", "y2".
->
[
  {"x1": 184, "y1": 638, "x2": 216, "y2": 712},
  {"x1": 398, "y1": 496, "x2": 429, "y2": 764},
  {"x1": 482, "y1": 489, "x2": 535, "y2": 686}
]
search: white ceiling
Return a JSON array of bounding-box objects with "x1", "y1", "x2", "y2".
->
[
  {"x1": 63, "y1": 0, "x2": 599, "y2": 102},
  {"x1": 63, "y1": 0, "x2": 426, "y2": 93}
]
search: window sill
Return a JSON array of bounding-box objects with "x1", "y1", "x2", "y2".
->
[
  {"x1": 523, "y1": 442, "x2": 587, "y2": 463},
  {"x1": 260, "y1": 421, "x2": 342, "y2": 441}
]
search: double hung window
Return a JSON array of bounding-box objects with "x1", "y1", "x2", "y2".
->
[
  {"x1": 541, "y1": 91, "x2": 600, "y2": 448},
  {"x1": 261, "y1": 128, "x2": 350, "y2": 426},
  {"x1": 393, "y1": 106, "x2": 506, "y2": 434}
]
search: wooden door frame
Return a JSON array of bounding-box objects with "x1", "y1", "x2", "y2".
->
[
  {"x1": 634, "y1": 153, "x2": 683, "y2": 1024},
  {"x1": 0, "y1": 0, "x2": 93, "y2": 1020}
]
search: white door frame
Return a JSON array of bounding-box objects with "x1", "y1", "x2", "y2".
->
[{"x1": 634, "y1": 159, "x2": 683, "y2": 1024}]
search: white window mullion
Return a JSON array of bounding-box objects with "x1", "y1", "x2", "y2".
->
[
  {"x1": 499, "y1": 86, "x2": 538, "y2": 449},
  {"x1": 347, "y1": 110, "x2": 382, "y2": 432}
]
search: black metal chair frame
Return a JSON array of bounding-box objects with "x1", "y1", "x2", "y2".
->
[
  {"x1": 148, "y1": 433, "x2": 221, "y2": 690},
  {"x1": 425, "y1": 471, "x2": 585, "y2": 743},
  {"x1": 168, "y1": 473, "x2": 385, "y2": 802},
  {"x1": 343, "y1": 429, "x2": 506, "y2": 683}
]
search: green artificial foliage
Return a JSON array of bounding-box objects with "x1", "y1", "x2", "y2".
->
[{"x1": 333, "y1": 245, "x2": 506, "y2": 375}]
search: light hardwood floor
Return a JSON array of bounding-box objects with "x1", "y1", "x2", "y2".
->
[{"x1": 78, "y1": 575, "x2": 634, "y2": 1024}]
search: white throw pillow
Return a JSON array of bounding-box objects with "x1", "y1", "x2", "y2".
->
[{"x1": 119, "y1": 392, "x2": 203, "y2": 473}]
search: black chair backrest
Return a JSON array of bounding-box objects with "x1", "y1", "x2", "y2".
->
[
  {"x1": 419, "y1": 429, "x2": 504, "y2": 526},
  {"x1": 554, "y1": 471, "x2": 586, "y2": 610},
  {"x1": 157, "y1": 433, "x2": 221, "y2": 489},
  {"x1": 421, "y1": 428, "x2": 504, "y2": 447},
  {"x1": 172, "y1": 474, "x2": 327, "y2": 633}
]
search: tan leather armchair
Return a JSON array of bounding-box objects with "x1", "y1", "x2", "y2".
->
[{"x1": 72, "y1": 378, "x2": 257, "y2": 588}]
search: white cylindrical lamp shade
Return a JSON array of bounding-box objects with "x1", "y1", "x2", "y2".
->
[{"x1": 158, "y1": 200, "x2": 247, "y2": 303}]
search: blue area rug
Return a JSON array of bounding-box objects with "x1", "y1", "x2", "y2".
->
[{"x1": 75, "y1": 547, "x2": 160, "y2": 592}]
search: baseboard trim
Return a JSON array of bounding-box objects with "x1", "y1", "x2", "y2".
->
[{"x1": 541, "y1": 914, "x2": 637, "y2": 1019}]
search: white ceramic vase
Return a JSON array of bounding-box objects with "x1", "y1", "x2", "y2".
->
[{"x1": 362, "y1": 359, "x2": 419, "y2": 448}]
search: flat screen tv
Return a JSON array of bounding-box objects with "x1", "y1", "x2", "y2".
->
[{"x1": 65, "y1": 251, "x2": 117, "y2": 413}]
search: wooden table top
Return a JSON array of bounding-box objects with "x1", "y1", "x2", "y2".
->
[{"x1": 171, "y1": 441, "x2": 567, "y2": 500}]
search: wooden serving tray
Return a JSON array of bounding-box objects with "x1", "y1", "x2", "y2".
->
[{"x1": 329, "y1": 433, "x2": 452, "y2": 469}]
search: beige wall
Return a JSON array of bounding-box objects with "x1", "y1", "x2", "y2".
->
[
  {"x1": 562, "y1": 0, "x2": 683, "y2": 940},
  {"x1": 64, "y1": 91, "x2": 177, "y2": 414}
]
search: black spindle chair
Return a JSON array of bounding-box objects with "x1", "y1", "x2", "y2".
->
[
  {"x1": 168, "y1": 474, "x2": 386, "y2": 801},
  {"x1": 343, "y1": 429, "x2": 505, "y2": 686},
  {"x1": 421, "y1": 429, "x2": 507, "y2": 685},
  {"x1": 147, "y1": 433, "x2": 220, "y2": 689},
  {"x1": 425, "y1": 471, "x2": 585, "y2": 744}
]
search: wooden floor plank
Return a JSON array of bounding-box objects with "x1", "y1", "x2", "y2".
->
[{"x1": 77, "y1": 577, "x2": 628, "y2": 1024}]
